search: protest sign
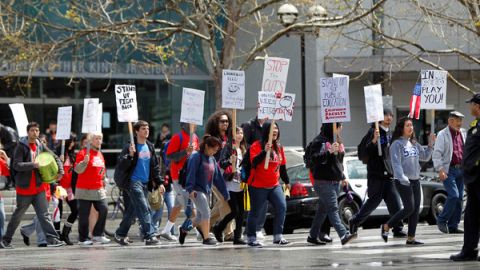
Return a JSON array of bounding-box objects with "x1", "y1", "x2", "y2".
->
[
  {"x1": 320, "y1": 76, "x2": 351, "y2": 123},
  {"x1": 82, "y1": 98, "x2": 100, "y2": 133},
  {"x1": 257, "y1": 92, "x2": 295, "y2": 121},
  {"x1": 180, "y1": 88, "x2": 205, "y2": 126},
  {"x1": 420, "y1": 70, "x2": 447, "y2": 109},
  {"x1": 261, "y1": 57, "x2": 290, "y2": 97},
  {"x1": 56, "y1": 106, "x2": 72, "y2": 140},
  {"x1": 364, "y1": 84, "x2": 384, "y2": 123},
  {"x1": 9, "y1": 103, "x2": 29, "y2": 137},
  {"x1": 115, "y1": 84, "x2": 139, "y2": 122},
  {"x1": 222, "y1": 70, "x2": 245, "y2": 110}
]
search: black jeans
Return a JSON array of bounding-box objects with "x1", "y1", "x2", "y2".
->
[
  {"x1": 352, "y1": 175, "x2": 403, "y2": 232},
  {"x1": 462, "y1": 181, "x2": 480, "y2": 253},
  {"x1": 387, "y1": 180, "x2": 421, "y2": 237},
  {"x1": 58, "y1": 198, "x2": 79, "y2": 225},
  {"x1": 216, "y1": 191, "x2": 245, "y2": 239},
  {"x1": 77, "y1": 199, "x2": 108, "y2": 242}
]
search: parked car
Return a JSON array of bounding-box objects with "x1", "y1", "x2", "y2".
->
[{"x1": 264, "y1": 151, "x2": 448, "y2": 234}]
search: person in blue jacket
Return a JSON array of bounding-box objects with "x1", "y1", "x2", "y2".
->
[{"x1": 184, "y1": 134, "x2": 229, "y2": 245}]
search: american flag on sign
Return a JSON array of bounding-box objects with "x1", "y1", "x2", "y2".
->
[{"x1": 408, "y1": 83, "x2": 421, "y2": 119}]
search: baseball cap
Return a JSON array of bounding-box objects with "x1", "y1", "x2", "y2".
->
[
  {"x1": 465, "y1": 93, "x2": 480, "y2": 104},
  {"x1": 448, "y1": 111, "x2": 464, "y2": 118}
]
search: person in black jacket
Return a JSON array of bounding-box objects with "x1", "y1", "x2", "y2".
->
[
  {"x1": 241, "y1": 116, "x2": 265, "y2": 146},
  {"x1": 307, "y1": 123, "x2": 356, "y2": 246},
  {"x1": 348, "y1": 110, "x2": 406, "y2": 237},
  {"x1": 450, "y1": 93, "x2": 480, "y2": 261},
  {"x1": 113, "y1": 120, "x2": 165, "y2": 246}
]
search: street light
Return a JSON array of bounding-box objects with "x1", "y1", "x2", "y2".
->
[{"x1": 278, "y1": 3, "x2": 327, "y2": 148}]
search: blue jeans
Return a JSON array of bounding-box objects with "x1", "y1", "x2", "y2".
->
[
  {"x1": 309, "y1": 181, "x2": 348, "y2": 239},
  {"x1": 20, "y1": 216, "x2": 47, "y2": 245},
  {"x1": 0, "y1": 198, "x2": 4, "y2": 239},
  {"x1": 151, "y1": 191, "x2": 175, "y2": 234},
  {"x1": 116, "y1": 181, "x2": 154, "y2": 239},
  {"x1": 247, "y1": 185, "x2": 286, "y2": 241},
  {"x1": 437, "y1": 167, "x2": 464, "y2": 230}
]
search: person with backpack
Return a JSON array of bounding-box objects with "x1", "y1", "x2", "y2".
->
[
  {"x1": 158, "y1": 123, "x2": 199, "y2": 242},
  {"x1": 306, "y1": 122, "x2": 357, "y2": 246},
  {"x1": 213, "y1": 126, "x2": 248, "y2": 245},
  {"x1": 381, "y1": 117, "x2": 435, "y2": 245},
  {"x1": 349, "y1": 109, "x2": 406, "y2": 237},
  {"x1": 184, "y1": 135, "x2": 229, "y2": 245},
  {"x1": 246, "y1": 122, "x2": 290, "y2": 247}
]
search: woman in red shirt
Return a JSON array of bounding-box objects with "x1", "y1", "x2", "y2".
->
[
  {"x1": 74, "y1": 133, "x2": 109, "y2": 246},
  {"x1": 246, "y1": 122, "x2": 290, "y2": 247}
]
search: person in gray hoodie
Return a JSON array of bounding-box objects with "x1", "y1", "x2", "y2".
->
[{"x1": 381, "y1": 117, "x2": 435, "y2": 245}]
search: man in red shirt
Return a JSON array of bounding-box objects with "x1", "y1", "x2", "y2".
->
[{"x1": 1, "y1": 122, "x2": 65, "y2": 248}]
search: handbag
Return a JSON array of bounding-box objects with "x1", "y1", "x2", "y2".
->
[{"x1": 148, "y1": 188, "x2": 164, "y2": 211}]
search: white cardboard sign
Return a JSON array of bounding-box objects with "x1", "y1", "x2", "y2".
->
[
  {"x1": 320, "y1": 76, "x2": 351, "y2": 123},
  {"x1": 222, "y1": 69, "x2": 245, "y2": 109},
  {"x1": 115, "y1": 84, "x2": 139, "y2": 122},
  {"x1": 257, "y1": 92, "x2": 296, "y2": 121},
  {"x1": 81, "y1": 98, "x2": 100, "y2": 133},
  {"x1": 56, "y1": 106, "x2": 72, "y2": 140},
  {"x1": 261, "y1": 57, "x2": 290, "y2": 97},
  {"x1": 180, "y1": 88, "x2": 205, "y2": 125},
  {"x1": 364, "y1": 84, "x2": 385, "y2": 123},
  {"x1": 420, "y1": 70, "x2": 447, "y2": 109},
  {"x1": 9, "y1": 103, "x2": 29, "y2": 137}
]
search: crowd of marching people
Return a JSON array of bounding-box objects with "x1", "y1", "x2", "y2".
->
[{"x1": 0, "y1": 93, "x2": 480, "y2": 262}]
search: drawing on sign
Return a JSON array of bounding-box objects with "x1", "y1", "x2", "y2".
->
[
  {"x1": 275, "y1": 93, "x2": 295, "y2": 122},
  {"x1": 420, "y1": 70, "x2": 447, "y2": 109},
  {"x1": 228, "y1": 84, "x2": 241, "y2": 93},
  {"x1": 222, "y1": 70, "x2": 245, "y2": 110},
  {"x1": 257, "y1": 92, "x2": 295, "y2": 121}
]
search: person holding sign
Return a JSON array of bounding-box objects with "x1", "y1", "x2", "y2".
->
[
  {"x1": 349, "y1": 109, "x2": 406, "y2": 238},
  {"x1": 382, "y1": 117, "x2": 435, "y2": 245},
  {"x1": 2, "y1": 122, "x2": 66, "y2": 248},
  {"x1": 114, "y1": 121, "x2": 164, "y2": 246},
  {"x1": 158, "y1": 123, "x2": 199, "y2": 242},
  {"x1": 74, "y1": 132, "x2": 110, "y2": 246},
  {"x1": 246, "y1": 122, "x2": 290, "y2": 247},
  {"x1": 306, "y1": 123, "x2": 357, "y2": 246}
]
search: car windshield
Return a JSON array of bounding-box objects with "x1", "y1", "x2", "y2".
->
[
  {"x1": 287, "y1": 165, "x2": 310, "y2": 184},
  {"x1": 346, "y1": 159, "x2": 368, "y2": 179}
]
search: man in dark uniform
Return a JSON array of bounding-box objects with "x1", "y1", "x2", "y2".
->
[{"x1": 450, "y1": 93, "x2": 480, "y2": 261}]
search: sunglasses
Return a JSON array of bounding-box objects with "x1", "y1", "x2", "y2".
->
[{"x1": 219, "y1": 120, "x2": 229, "y2": 124}]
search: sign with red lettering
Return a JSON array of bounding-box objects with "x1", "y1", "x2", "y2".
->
[
  {"x1": 320, "y1": 76, "x2": 351, "y2": 123},
  {"x1": 261, "y1": 57, "x2": 290, "y2": 97},
  {"x1": 420, "y1": 70, "x2": 447, "y2": 109}
]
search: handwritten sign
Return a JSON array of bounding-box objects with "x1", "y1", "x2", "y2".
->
[
  {"x1": 258, "y1": 92, "x2": 296, "y2": 121},
  {"x1": 420, "y1": 70, "x2": 447, "y2": 109},
  {"x1": 261, "y1": 57, "x2": 290, "y2": 96},
  {"x1": 56, "y1": 106, "x2": 72, "y2": 140},
  {"x1": 364, "y1": 84, "x2": 384, "y2": 123},
  {"x1": 115, "y1": 84, "x2": 139, "y2": 122},
  {"x1": 81, "y1": 98, "x2": 100, "y2": 133},
  {"x1": 222, "y1": 69, "x2": 245, "y2": 109},
  {"x1": 9, "y1": 103, "x2": 29, "y2": 137},
  {"x1": 320, "y1": 76, "x2": 351, "y2": 123},
  {"x1": 180, "y1": 88, "x2": 205, "y2": 125}
]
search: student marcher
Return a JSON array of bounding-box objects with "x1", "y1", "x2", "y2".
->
[
  {"x1": 306, "y1": 123, "x2": 357, "y2": 246},
  {"x1": 381, "y1": 117, "x2": 434, "y2": 245},
  {"x1": 246, "y1": 122, "x2": 290, "y2": 247},
  {"x1": 0, "y1": 149, "x2": 10, "y2": 248},
  {"x1": 432, "y1": 111, "x2": 466, "y2": 234},
  {"x1": 349, "y1": 109, "x2": 406, "y2": 237},
  {"x1": 1, "y1": 122, "x2": 66, "y2": 248},
  {"x1": 450, "y1": 93, "x2": 480, "y2": 261},
  {"x1": 158, "y1": 123, "x2": 199, "y2": 241},
  {"x1": 185, "y1": 135, "x2": 229, "y2": 245},
  {"x1": 74, "y1": 132, "x2": 110, "y2": 246},
  {"x1": 114, "y1": 120, "x2": 165, "y2": 246}
]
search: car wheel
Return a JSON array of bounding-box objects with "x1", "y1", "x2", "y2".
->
[
  {"x1": 338, "y1": 197, "x2": 360, "y2": 228},
  {"x1": 426, "y1": 193, "x2": 447, "y2": 225}
]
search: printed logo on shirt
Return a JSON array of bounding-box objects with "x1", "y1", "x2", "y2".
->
[
  {"x1": 92, "y1": 156, "x2": 105, "y2": 167},
  {"x1": 138, "y1": 149, "x2": 151, "y2": 160},
  {"x1": 403, "y1": 145, "x2": 419, "y2": 158}
]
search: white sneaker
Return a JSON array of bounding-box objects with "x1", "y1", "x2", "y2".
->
[
  {"x1": 93, "y1": 236, "x2": 111, "y2": 244},
  {"x1": 78, "y1": 240, "x2": 93, "y2": 246},
  {"x1": 256, "y1": 231, "x2": 265, "y2": 240},
  {"x1": 159, "y1": 232, "x2": 177, "y2": 241}
]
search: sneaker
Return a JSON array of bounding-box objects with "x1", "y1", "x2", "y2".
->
[
  {"x1": 340, "y1": 233, "x2": 357, "y2": 245},
  {"x1": 233, "y1": 239, "x2": 247, "y2": 245},
  {"x1": 247, "y1": 241, "x2": 263, "y2": 248},
  {"x1": 393, "y1": 230, "x2": 407, "y2": 238},
  {"x1": 307, "y1": 236, "x2": 326, "y2": 245},
  {"x1": 380, "y1": 224, "x2": 389, "y2": 243},
  {"x1": 437, "y1": 223, "x2": 449, "y2": 234},
  {"x1": 78, "y1": 240, "x2": 93, "y2": 246},
  {"x1": 319, "y1": 234, "x2": 332, "y2": 243},
  {"x1": 449, "y1": 228, "x2": 464, "y2": 234},
  {"x1": 38, "y1": 243, "x2": 48, "y2": 247},
  {"x1": 1, "y1": 240, "x2": 13, "y2": 249},
  {"x1": 159, "y1": 232, "x2": 177, "y2": 241},
  {"x1": 256, "y1": 231, "x2": 265, "y2": 240},
  {"x1": 213, "y1": 225, "x2": 223, "y2": 243},
  {"x1": 406, "y1": 239, "x2": 424, "y2": 245},
  {"x1": 348, "y1": 218, "x2": 358, "y2": 235},
  {"x1": 145, "y1": 237, "x2": 160, "y2": 246},
  {"x1": 48, "y1": 239, "x2": 66, "y2": 247},
  {"x1": 20, "y1": 231, "x2": 30, "y2": 246},
  {"x1": 273, "y1": 239, "x2": 290, "y2": 246},
  {"x1": 179, "y1": 226, "x2": 188, "y2": 245},
  {"x1": 113, "y1": 234, "x2": 129, "y2": 246},
  {"x1": 93, "y1": 236, "x2": 111, "y2": 244},
  {"x1": 202, "y1": 237, "x2": 217, "y2": 245}
]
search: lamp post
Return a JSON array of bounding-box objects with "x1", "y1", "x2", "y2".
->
[{"x1": 277, "y1": 4, "x2": 327, "y2": 148}]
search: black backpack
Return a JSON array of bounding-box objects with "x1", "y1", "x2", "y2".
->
[
  {"x1": 303, "y1": 140, "x2": 316, "y2": 169},
  {"x1": 357, "y1": 130, "x2": 373, "y2": 164}
]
